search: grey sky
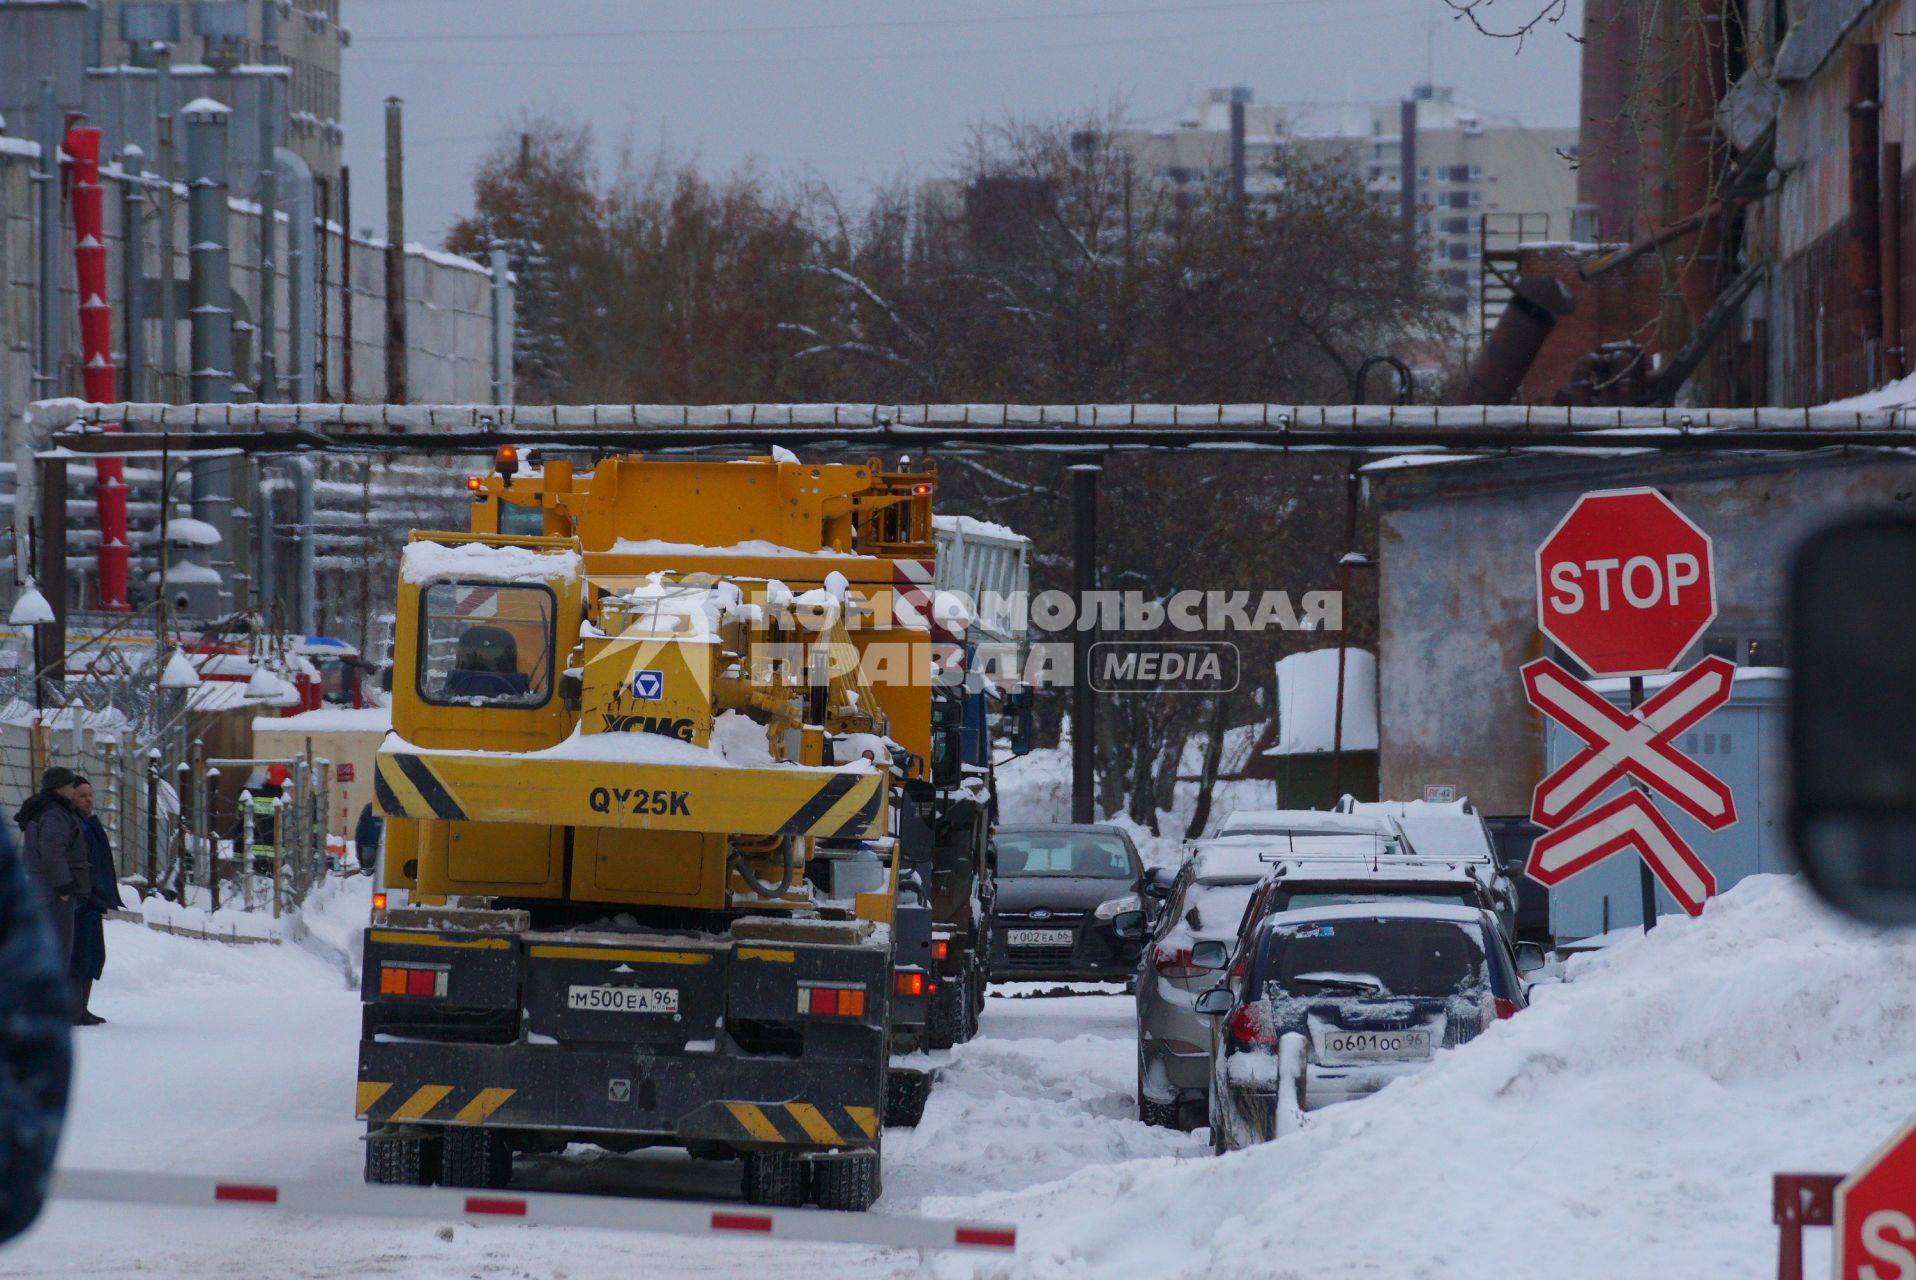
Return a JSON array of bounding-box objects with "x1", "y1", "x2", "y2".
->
[{"x1": 341, "y1": 0, "x2": 1585, "y2": 245}]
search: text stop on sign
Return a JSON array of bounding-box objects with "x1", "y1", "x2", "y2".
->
[{"x1": 1535, "y1": 487, "x2": 1718, "y2": 678}]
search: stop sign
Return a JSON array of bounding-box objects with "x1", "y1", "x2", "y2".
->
[
  {"x1": 1837, "y1": 1114, "x2": 1916, "y2": 1279},
  {"x1": 1535, "y1": 488, "x2": 1717, "y2": 677}
]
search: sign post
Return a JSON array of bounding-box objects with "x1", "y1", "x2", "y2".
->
[{"x1": 1525, "y1": 488, "x2": 1732, "y2": 925}]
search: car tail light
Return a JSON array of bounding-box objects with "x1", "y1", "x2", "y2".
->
[
  {"x1": 932, "y1": 939, "x2": 949, "y2": 961},
  {"x1": 893, "y1": 970, "x2": 926, "y2": 998},
  {"x1": 799, "y1": 984, "x2": 867, "y2": 1018},
  {"x1": 1152, "y1": 944, "x2": 1201, "y2": 980},
  {"x1": 1494, "y1": 997, "x2": 1520, "y2": 1020},
  {"x1": 379, "y1": 965, "x2": 447, "y2": 998},
  {"x1": 1227, "y1": 1004, "x2": 1277, "y2": 1047}
]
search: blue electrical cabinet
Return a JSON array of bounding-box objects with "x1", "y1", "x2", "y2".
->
[{"x1": 1543, "y1": 670, "x2": 1788, "y2": 939}]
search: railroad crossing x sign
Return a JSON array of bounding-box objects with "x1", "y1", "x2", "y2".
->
[{"x1": 1523, "y1": 654, "x2": 1740, "y2": 831}]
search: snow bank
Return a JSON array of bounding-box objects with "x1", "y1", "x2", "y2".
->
[
  {"x1": 252, "y1": 705, "x2": 393, "y2": 735},
  {"x1": 605, "y1": 537, "x2": 855, "y2": 558},
  {"x1": 925, "y1": 875, "x2": 1916, "y2": 1278},
  {"x1": 1821, "y1": 368, "x2": 1916, "y2": 411},
  {"x1": 399, "y1": 540, "x2": 580, "y2": 585}
]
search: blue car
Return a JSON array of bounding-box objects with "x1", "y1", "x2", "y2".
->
[{"x1": 1196, "y1": 902, "x2": 1543, "y2": 1152}]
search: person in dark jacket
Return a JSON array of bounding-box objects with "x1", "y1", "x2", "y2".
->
[
  {"x1": 0, "y1": 820, "x2": 73, "y2": 1244},
  {"x1": 67, "y1": 778, "x2": 124, "y2": 1027},
  {"x1": 13, "y1": 767, "x2": 89, "y2": 972}
]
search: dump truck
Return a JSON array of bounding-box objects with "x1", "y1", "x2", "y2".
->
[{"x1": 356, "y1": 450, "x2": 1018, "y2": 1210}]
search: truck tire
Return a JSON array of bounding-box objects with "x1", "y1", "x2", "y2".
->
[
  {"x1": 884, "y1": 1069, "x2": 932, "y2": 1127},
  {"x1": 812, "y1": 1151, "x2": 881, "y2": 1212},
  {"x1": 741, "y1": 1151, "x2": 809, "y2": 1207},
  {"x1": 365, "y1": 1130, "x2": 441, "y2": 1186},
  {"x1": 927, "y1": 969, "x2": 967, "y2": 1050},
  {"x1": 441, "y1": 1128, "x2": 512, "y2": 1190}
]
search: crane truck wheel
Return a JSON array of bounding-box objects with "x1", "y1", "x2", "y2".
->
[
  {"x1": 364, "y1": 1128, "x2": 441, "y2": 1186},
  {"x1": 927, "y1": 967, "x2": 969, "y2": 1050},
  {"x1": 811, "y1": 1150, "x2": 882, "y2": 1212},
  {"x1": 440, "y1": 1128, "x2": 513, "y2": 1190},
  {"x1": 885, "y1": 1069, "x2": 932, "y2": 1127},
  {"x1": 740, "y1": 1150, "x2": 810, "y2": 1207}
]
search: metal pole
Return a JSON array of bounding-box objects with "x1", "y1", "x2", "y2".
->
[
  {"x1": 1329, "y1": 466, "x2": 1360, "y2": 801},
  {"x1": 184, "y1": 98, "x2": 235, "y2": 595},
  {"x1": 383, "y1": 98, "x2": 407, "y2": 403},
  {"x1": 202, "y1": 758, "x2": 219, "y2": 911},
  {"x1": 339, "y1": 164, "x2": 353, "y2": 401},
  {"x1": 1629, "y1": 675, "x2": 1658, "y2": 932},
  {"x1": 239, "y1": 788, "x2": 254, "y2": 912},
  {"x1": 35, "y1": 458, "x2": 67, "y2": 701},
  {"x1": 145, "y1": 748, "x2": 161, "y2": 891},
  {"x1": 121, "y1": 146, "x2": 146, "y2": 400},
  {"x1": 157, "y1": 43, "x2": 178, "y2": 401},
  {"x1": 1069, "y1": 460, "x2": 1099, "y2": 824},
  {"x1": 1399, "y1": 96, "x2": 1418, "y2": 289},
  {"x1": 35, "y1": 78, "x2": 61, "y2": 402},
  {"x1": 489, "y1": 242, "x2": 513, "y2": 406}
]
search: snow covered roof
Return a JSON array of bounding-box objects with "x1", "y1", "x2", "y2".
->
[
  {"x1": 1270, "y1": 648, "x2": 1378, "y2": 755},
  {"x1": 400, "y1": 540, "x2": 580, "y2": 585},
  {"x1": 604, "y1": 537, "x2": 855, "y2": 559},
  {"x1": 253, "y1": 706, "x2": 392, "y2": 735},
  {"x1": 932, "y1": 513, "x2": 1029, "y2": 544},
  {"x1": 1187, "y1": 839, "x2": 1284, "y2": 883}
]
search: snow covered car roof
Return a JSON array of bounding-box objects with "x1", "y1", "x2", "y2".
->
[
  {"x1": 1260, "y1": 900, "x2": 1490, "y2": 928},
  {"x1": 1260, "y1": 860, "x2": 1481, "y2": 886},
  {"x1": 1340, "y1": 799, "x2": 1497, "y2": 866},
  {"x1": 1213, "y1": 808, "x2": 1398, "y2": 838},
  {"x1": 1187, "y1": 840, "x2": 1284, "y2": 884}
]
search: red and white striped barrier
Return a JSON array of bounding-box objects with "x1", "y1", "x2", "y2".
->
[{"x1": 49, "y1": 1169, "x2": 1016, "y2": 1254}]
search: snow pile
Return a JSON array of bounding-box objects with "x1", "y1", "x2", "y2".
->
[
  {"x1": 1271, "y1": 647, "x2": 1377, "y2": 755},
  {"x1": 399, "y1": 540, "x2": 581, "y2": 585},
  {"x1": 1821, "y1": 368, "x2": 1916, "y2": 411},
  {"x1": 925, "y1": 875, "x2": 1916, "y2": 1278}
]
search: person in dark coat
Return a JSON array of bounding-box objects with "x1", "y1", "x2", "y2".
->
[
  {"x1": 354, "y1": 801, "x2": 384, "y2": 874},
  {"x1": 67, "y1": 778, "x2": 124, "y2": 1027},
  {"x1": 0, "y1": 819, "x2": 73, "y2": 1243},
  {"x1": 13, "y1": 767, "x2": 89, "y2": 973}
]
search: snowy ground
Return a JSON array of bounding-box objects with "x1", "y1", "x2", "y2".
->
[{"x1": 5, "y1": 874, "x2": 1913, "y2": 1277}]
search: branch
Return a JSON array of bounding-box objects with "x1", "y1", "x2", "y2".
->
[{"x1": 1442, "y1": 0, "x2": 1569, "y2": 47}]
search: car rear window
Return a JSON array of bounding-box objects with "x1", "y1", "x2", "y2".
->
[
  {"x1": 998, "y1": 833, "x2": 1135, "y2": 878},
  {"x1": 1185, "y1": 881, "x2": 1259, "y2": 935},
  {"x1": 1260, "y1": 918, "x2": 1486, "y2": 999}
]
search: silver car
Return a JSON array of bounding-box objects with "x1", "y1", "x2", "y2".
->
[{"x1": 1127, "y1": 840, "x2": 1271, "y2": 1130}]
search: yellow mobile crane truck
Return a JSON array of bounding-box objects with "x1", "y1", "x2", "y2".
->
[{"x1": 357, "y1": 450, "x2": 998, "y2": 1211}]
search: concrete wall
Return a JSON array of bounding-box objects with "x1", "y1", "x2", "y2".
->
[{"x1": 1371, "y1": 451, "x2": 1916, "y2": 818}]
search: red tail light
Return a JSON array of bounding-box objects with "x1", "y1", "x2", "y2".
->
[
  {"x1": 931, "y1": 939, "x2": 949, "y2": 961},
  {"x1": 893, "y1": 970, "x2": 926, "y2": 998},
  {"x1": 1494, "y1": 997, "x2": 1520, "y2": 1020},
  {"x1": 1227, "y1": 1004, "x2": 1277, "y2": 1047},
  {"x1": 1152, "y1": 944, "x2": 1201, "y2": 979}
]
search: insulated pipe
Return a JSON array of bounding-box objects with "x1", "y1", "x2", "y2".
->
[
  {"x1": 278, "y1": 148, "x2": 316, "y2": 401},
  {"x1": 65, "y1": 124, "x2": 129, "y2": 611},
  {"x1": 35, "y1": 78, "x2": 60, "y2": 402},
  {"x1": 1455, "y1": 275, "x2": 1576, "y2": 405},
  {"x1": 121, "y1": 144, "x2": 146, "y2": 402},
  {"x1": 184, "y1": 98, "x2": 235, "y2": 592},
  {"x1": 256, "y1": 0, "x2": 280, "y2": 402}
]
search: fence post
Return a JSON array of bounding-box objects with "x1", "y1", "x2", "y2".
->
[
  {"x1": 314, "y1": 754, "x2": 332, "y2": 900},
  {"x1": 202, "y1": 757, "x2": 220, "y2": 913},
  {"x1": 173, "y1": 760, "x2": 192, "y2": 902},
  {"x1": 144, "y1": 749, "x2": 161, "y2": 893},
  {"x1": 239, "y1": 789, "x2": 255, "y2": 913}
]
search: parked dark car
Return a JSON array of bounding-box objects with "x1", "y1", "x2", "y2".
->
[
  {"x1": 988, "y1": 824, "x2": 1146, "y2": 983},
  {"x1": 1199, "y1": 903, "x2": 1543, "y2": 1151}
]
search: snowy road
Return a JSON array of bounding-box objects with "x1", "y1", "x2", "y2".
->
[
  {"x1": 10, "y1": 876, "x2": 1916, "y2": 1278},
  {"x1": 0, "y1": 907, "x2": 1191, "y2": 1279}
]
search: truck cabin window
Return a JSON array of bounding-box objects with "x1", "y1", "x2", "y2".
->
[{"x1": 418, "y1": 581, "x2": 555, "y2": 708}]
